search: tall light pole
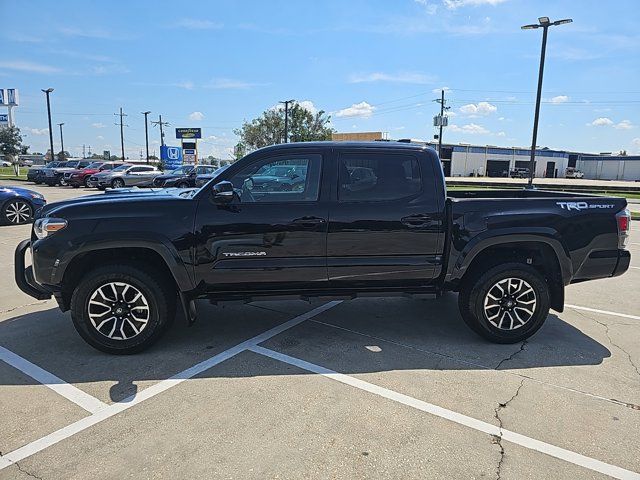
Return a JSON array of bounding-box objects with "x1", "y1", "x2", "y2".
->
[
  {"x1": 142, "y1": 111, "x2": 151, "y2": 164},
  {"x1": 41, "y1": 88, "x2": 55, "y2": 162},
  {"x1": 521, "y1": 16, "x2": 572, "y2": 188},
  {"x1": 57, "y1": 122, "x2": 65, "y2": 159},
  {"x1": 279, "y1": 99, "x2": 294, "y2": 143}
]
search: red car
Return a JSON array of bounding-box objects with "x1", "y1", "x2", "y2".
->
[{"x1": 64, "y1": 162, "x2": 124, "y2": 188}]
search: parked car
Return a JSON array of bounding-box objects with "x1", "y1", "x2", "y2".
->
[
  {"x1": 194, "y1": 165, "x2": 230, "y2": 187},
  {"x1": 27, "y1": 161, "x2": 63, "y2": 184},
  {"x1": 43, "y1": 160, "x2": 92, "y2": 186},
  {"x1": 565, "y1": 167, "x2": 585, "y2": 179},
  {"x1": 508, "y1": 168, "x2": 530, "y2": 179},
  {"x1": 1, "y1": 160, "x2": 12, "y2": 167},
  {"x1": 87, "y1": 164, "x2": 161, "y2": 190},
  {"x1": 15, "y1": 142, "x2": 632, "y2": 354},
  {"x1": 0, "y1": 186, "x2": 46, "y2": 225},
  {"x1": 64, "y1": 162, "x2": 124, "y2": 188},
  {"x1": 249, "y1": 163, "x2": 307, "y2": 192},
  {"x1": 152, "y1": 165, "x2": 219, "y2": 188}
]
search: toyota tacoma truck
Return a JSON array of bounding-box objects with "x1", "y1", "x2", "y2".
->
[{"x1": 15, "y1": 142, "x2": 631, "y2": 354}]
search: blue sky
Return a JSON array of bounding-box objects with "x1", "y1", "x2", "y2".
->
[{"x1": 1, "y1": 0, "x2": 639, "y2": 159}]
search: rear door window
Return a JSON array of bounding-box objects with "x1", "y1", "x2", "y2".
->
[{"x1": 338, "y1": 153, "x2": 421, "y2": 202}]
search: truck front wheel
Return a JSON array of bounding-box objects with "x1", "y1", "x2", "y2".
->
[
  {"x1": 70, "y1": 264, "x2": 176, "y2": 354},
  {"x1": 458, "y1": 263, "x2": 550, "y2": 344}
]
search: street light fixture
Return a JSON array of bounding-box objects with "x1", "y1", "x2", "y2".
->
[
  {"x1": 57, "y1": 122, "x2": 65, "y2": 160},
  {"x1": 521, "y1": 16, "x2": 572, "y2": 188},
  {"x1": 142, "y1": 111, "x2": 151, "y2": 164},
  {"x1": 41, "y1": 88, "x2": 55, "y2": 162}
]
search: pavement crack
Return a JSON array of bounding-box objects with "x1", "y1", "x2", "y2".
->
[
  {"x1": 492, "y1": 379, "x2": 525, "y2": 480},
  {"x1": 495, "y1": 340, "x2": 528, "y2": 370},
  {"x1": 594, "y1": 318, "x2": 640, "y2": 380},
  {"x1": 0, "y1": 300, "x2": 48, "y2": 315},
  {"x1": 14, "y1": 461, "x2": 43, "y2": 480}
]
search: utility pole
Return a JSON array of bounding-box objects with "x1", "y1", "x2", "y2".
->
[
  {"x1": 114, "y1": 107, "x2": 128, "y2": 160},
  {"x1": 41, "y1": 88, "x2": 55, "y2": 162},
  {"x1": 521, "y1": 16, "x2": 573, "y2": 188},
  {"x1": 82, "y1": 144, "x2": 86, "y2": 158},
  {"x1": 434, "y1": 89, "x2": 449, "y2": 158},
  {"x1": 279, "y1": 99, "x2": 295, "y2": 143},
  {"x1": 151, "y1": 115, "x2": 169, "y2": 147},
  {"x1": 57, "y1": 123, "x2": 65, "y2": 159},
  {"x1": 142, "y1": 111, "x2": 151, "y2": 164}
]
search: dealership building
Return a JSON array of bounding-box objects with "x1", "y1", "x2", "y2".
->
[{"x1": 332, "y1": 133, "x2": 640, "y2": 181}]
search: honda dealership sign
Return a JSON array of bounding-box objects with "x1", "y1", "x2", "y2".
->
[{"x1": 0, "y1": 89, "x2": 19, "y2": 106}]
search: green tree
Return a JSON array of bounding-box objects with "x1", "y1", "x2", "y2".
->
[
  {"x1": 234, "y1": 102, "x2": 335, "y2": 153},
  {"x1": 0, "y1": 126, "x2": 26, "y2": 175}
]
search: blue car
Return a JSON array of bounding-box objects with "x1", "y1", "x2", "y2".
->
[{"x1": 0, "y1": 186, "x2": 46, "y2": 225}]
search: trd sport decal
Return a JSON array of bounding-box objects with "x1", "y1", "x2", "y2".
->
[
  {"x1": 556, "y1": 201, "x2": 615, "y2": 211},
  {"x1": 222, "y1": 251, "x2": 268, "y2": 257}
]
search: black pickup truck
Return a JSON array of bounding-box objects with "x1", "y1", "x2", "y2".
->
[{"x1": 15, "y1": 142, "x2": 631, "y2": 354}]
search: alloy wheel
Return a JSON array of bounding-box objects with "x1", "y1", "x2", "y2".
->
[
  {"x1": 5, "y1": 201, "x2": 32, "y2": 224},
  {"x1": 88, "y1": 282, "x2": 150, "y2": 340},
  {"x1": 483, "y1": 277, "x2": 537, "y2": 330}
]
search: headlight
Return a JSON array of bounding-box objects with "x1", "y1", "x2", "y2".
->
[
  {"x1": 30, "y1": 193, "x2": 44, "y2": 200},
  {"x1": 34, "y1": 218, "x2": 67, "y2": 239}
]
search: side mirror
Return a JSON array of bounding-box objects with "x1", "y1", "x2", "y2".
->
[{"x1": 212, "y1": 181, "x2": 234, "y2": 202}]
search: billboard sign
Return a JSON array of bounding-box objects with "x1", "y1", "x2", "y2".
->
[
  {"x1": 0, "y1": 89, "x2": 18, "y2": 106},
  {"x1": 0, "y1": 114, "x2": 7, "y2": 127},
  {"x1": 161, "y1": 145, "x2": 183, "y2": 169},
  {"x1": 103, "y1": 150, "x2": 111, "y2": 160},
  {"x1": 175, "y1": 128, "x2": 201, "y2": 139}
]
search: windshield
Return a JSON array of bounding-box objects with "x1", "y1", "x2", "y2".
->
[
  {"x1": 170, "y1": 166, "x2": 194, "y2": 175},
  {"x1": 86, "y1": 162, "x2": 103, "y2": 169},
  {"x1": 112, "y1": 164, "x2": 131, "y2": 172},
  {"x1": 64, "y1": 161, "x2": 80, "y2": 168}
]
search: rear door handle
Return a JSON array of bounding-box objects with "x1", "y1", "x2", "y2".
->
[
  {"x1": 291, "y1": 216, "x2": 326, "y2": 228},
  {"x1": 401, "y1": 214, "x2": 434, "y2": 228}
]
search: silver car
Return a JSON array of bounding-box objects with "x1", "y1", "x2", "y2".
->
[{"x1": 88, "y1": 164, "x2": 162, "y2": 190}]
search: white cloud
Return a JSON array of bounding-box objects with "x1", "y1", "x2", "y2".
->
[
  {"x1": 96, "y1": 135, "x2": 104, "y2": 140},
  {"x1": 349, "y1": 72, "x2": 435, "y2": 84},
  {"x1": 189, "y1": 111, "x2": 205, "y2": 121},
  {"x1": 632, "y1": 138, "x2": 640, "y2": 152},
  {"x1": 588, "y1": 117, "x2": 613, "y2": 126},
  {"x1": 204, "y1": 78, "x2": 266, "y2": 89},
  {"x1": 335, "y1": 101, "x2": 375, "y2": 118},
  {"x1": 459, "y1": 101, "x2": 497, "y2": 116},
  {"x1": 0, "y1": 60, "x2": 61, "y2": 74},
  {"x1": 613, "y1": 120, "x2": 634, "y2": 130},
  {"x1": 26, "y1": 127, "x2": 49, "y2": 136},
  {"x1": 297, "y1": 100, "x2": 318, "y2": 115},
  {"x1": 550, "y1": 95, "x2": 569, "y2": 104},
  {"x1": 432, "y1": 86, "x2": 451, "y2": 94},
  {"x1": 414, "y1": 0, "x2": 438, "y2": 14},
  {"x1": 92, "y1": 123, "x2": 106, "y2": 129},
  {"x1": 449, "y1": 123, "x2": 490, "y2": 134},
  {"x1": 497, "y1": 131, "x2": 506, "y2": 137},
  {"x1": 175, "y1": 18, "x2": 223, "y2": 30},
  {"x1": 444, "y1": 0, "x2": 508, "y2": 8}
]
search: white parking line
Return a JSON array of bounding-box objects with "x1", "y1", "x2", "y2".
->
[
  {"x1": 250, "y1": 345, "x2": 640, "y2": 480},
  {"x1": 565, "y1": 304, "x2": 640, "y2": 321},
  {"x1": 0, "y1": 345, "x2": 108, "y2": 414},
  {"x1": 0, "y1": 301, "x2": 341, "y2": 470},
  {"x1": 630, "y1": 266, "x2": 640, "y2": 270}
]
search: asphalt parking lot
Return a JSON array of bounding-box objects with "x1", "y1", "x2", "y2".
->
[{"x1": 0, "y1": 182, "x2": 639, "y2": 479}]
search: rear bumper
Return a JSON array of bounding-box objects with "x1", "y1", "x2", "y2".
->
[
  {"x1": 14, "y1": 239, "x2": 52, "y2": 300},
  {"x1": 612, "y1": 249, "x2": 631, "y2": 277}
]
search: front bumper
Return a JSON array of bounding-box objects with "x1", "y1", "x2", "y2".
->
[{"x1": 14, "y1": 239, "x2": 52, "y2": 300}]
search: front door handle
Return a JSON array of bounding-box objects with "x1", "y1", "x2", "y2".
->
[
  {"x1": 291, "y1": 216, "x2": 326, "y2": 228},
  {"x1": 401, "y1": 214, "x2": 434, "y2": 228}
]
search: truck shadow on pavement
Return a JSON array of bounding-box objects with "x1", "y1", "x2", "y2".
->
[{"x1": 0, "y1": 294, "x2": 610, "y2": 402}]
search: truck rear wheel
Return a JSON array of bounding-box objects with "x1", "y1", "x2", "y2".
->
[
  {"x1": 458, "y1": 263, "x2": 550, "y2": 344},
  {"x1": 70, "y1": 264, "x2": 176, "y2": 354}
]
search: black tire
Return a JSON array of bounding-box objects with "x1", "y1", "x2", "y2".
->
[
  {"x1": 35, "y1": 181, "x2": 42, "y2": 185},
  {"x1": 111, "y1": 178, "x2": 125, "y2": 189},
  {"x1": 83, "y1": 177, "x2": 91, "y2": 188},
  {"x1": 176, "y1": 181, "x2": 189, "y2": 189},
  {"x1": 70, "y1": 264, "x2": 176, "y2": 354},
  {"x1": 97, "y1": 186, "x2": 106, "y2": 191},
  {"x1": 2, "y1": 199, "x2": 33, "y2": 225},
  {"x1": 458, "y1": 263, "x2": 550, "y2": 344}
]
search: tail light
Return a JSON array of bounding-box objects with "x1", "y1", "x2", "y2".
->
[{"x1": 616, "y1": 208, "x2": 630, "y2": 248}]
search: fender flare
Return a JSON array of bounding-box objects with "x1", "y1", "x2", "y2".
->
[
  {"x1": 55, "y1": 234, "x2": 195, "y2": 292},
  {"x1": 446, "y1": 227, "x2": 573, "y2": 286}
]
